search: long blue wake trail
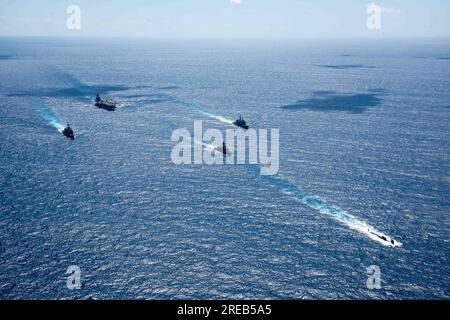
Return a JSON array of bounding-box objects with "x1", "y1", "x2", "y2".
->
[
  {"x1": 261, "y1": 173, "x2": 402, "y2": 247},
  {"x1": 34, "y1": 99, "x2": 65, "y2": 132},
  {"x1": 175, "y1": 100, "x2": 233, "y2": 125},
  {"x1": 175, "y1": 98, "x2": 402, "y2": 248}
]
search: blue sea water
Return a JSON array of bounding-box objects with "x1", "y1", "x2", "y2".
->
[{"x1": 0, "y1": 37, "x2": 449, "y2": 299}]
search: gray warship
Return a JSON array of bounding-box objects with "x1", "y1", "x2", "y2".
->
[{"x1": 95, "y1": 93, "x2": 117, "y2": 111}]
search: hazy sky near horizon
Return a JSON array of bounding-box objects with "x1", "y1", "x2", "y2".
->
[{"x1": 0, "y1": 0, "x2": 449, "y2": 38}]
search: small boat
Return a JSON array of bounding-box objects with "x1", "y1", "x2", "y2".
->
[
  {"x1": 62, "y1": 124, "x2": 74, "y2": 140},
  {"x1": 95, "y1": 93, "x2": 117, "y2": 111},
  {"x1": 233, "y1": 115, "x2": 249, "y2": 130}
]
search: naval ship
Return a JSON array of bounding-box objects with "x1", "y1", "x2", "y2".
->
[
  {"x1": 95, "y1": 93, "x2": 117, "y2": 111},
  {"x1": 233, "y1": 115, "x2": 249, "y2": 130},
  {"x1": 62, "y1": 124, "x2": 74, "y2": 140}
]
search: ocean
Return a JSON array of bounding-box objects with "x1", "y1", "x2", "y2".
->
[{"x1": 0, "y1": 37, "x2": 449, "y2": 299}]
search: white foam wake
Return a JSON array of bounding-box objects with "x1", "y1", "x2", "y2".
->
[
  {"x1": 175, "y1": 100, "x2": 234, "y2": 125},
  {"x1": 193, "y1": 138, "x2": 216, "y2": 151},
  {"x1": 35, "y1": 99, "x2": 65, "y2": 132},
  {"x1": 269, "y1": 175, "x2": 402, "y2": 248}
]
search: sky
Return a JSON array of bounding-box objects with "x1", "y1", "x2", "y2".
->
[{"x1": 0, "y1": 0, "x2": 449, "y2": 38}]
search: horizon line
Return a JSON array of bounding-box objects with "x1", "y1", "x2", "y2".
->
[{"x1": 1, "y1": 34, "x2": 450, "y2": 41}]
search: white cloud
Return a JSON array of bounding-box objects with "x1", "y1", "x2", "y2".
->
[{"x1": 230, "y1": 0, "x2": 242, "y2": 5}]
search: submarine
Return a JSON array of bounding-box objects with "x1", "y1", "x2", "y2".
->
[
  {"x1": 215, "y1": 142, "x2": 231, "y2": 157},
  {"x1": 233, "y1": 115, "x2": 249, "y2": 130},
  {"x1": 369, "y1": 229, "x2": 401, "y2": 247},
  {"x1": 95, "y1": 93, "x2": 117, "y2": 111},
  {"x1": 62, "y1": 124, "x2": 74, "y2": 140}
]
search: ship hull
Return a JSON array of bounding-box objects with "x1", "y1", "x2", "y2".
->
[
  {"x1": 233, "y1": 122, "x2": 249, "y2": 130},
  {"x1": 63, "y1": 132, "x2": 74, "y2": 140},
  {"x1": 95, "y1": 102, "x2": 116, "y2": 111}
]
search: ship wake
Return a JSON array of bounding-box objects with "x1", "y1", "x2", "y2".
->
[
  {"x1": 175, "y1": 100, "x2": 234, "y2": 125},
  {"x1": 263, "y1": 174, "x2": 402, "y2": 247},
  {"x1": 174, "y1": 97, "x2": 402, "y2": 248},
  {"x1": 35, "y1": 99, "x2": 65, "y2": 133},
  {"x1": 193, "y1": 138, "x2": 217, "y2": 151}
]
